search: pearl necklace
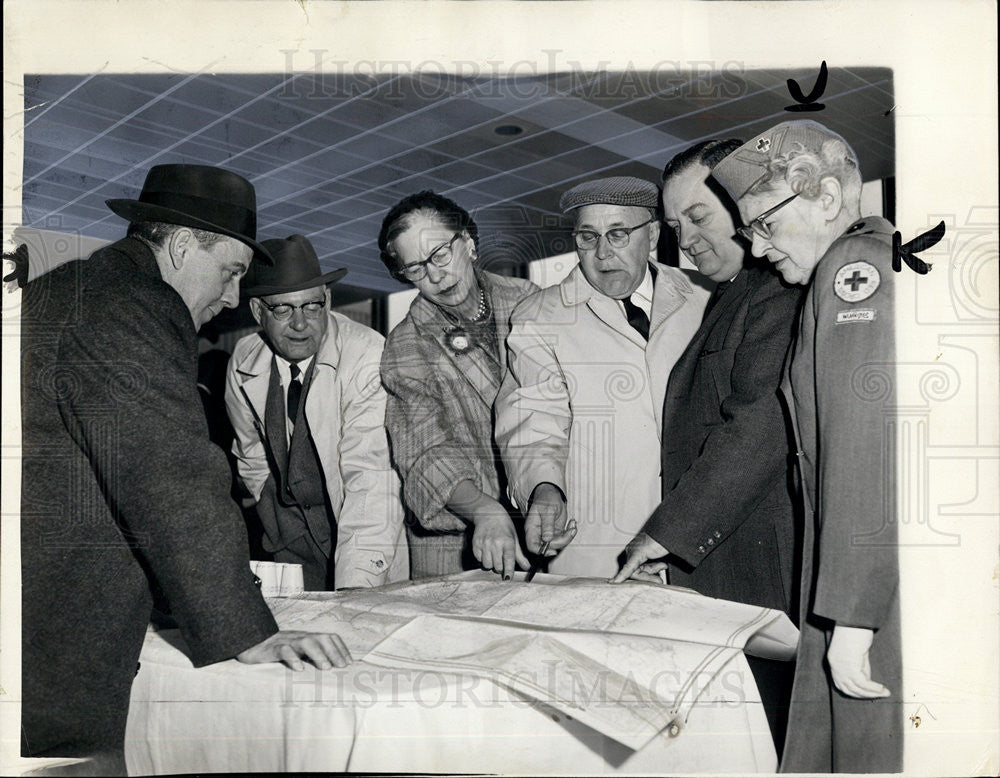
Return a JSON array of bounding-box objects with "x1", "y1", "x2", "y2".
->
[{"x1": 470, "y1": 289, "x2": 488, "y2": 322}]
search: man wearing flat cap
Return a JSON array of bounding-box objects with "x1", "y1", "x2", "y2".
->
[
  {"x1": 495, "y1": 176, "x2": 711, "y2": 577},
  {"x1": 225, "y1": 234, "x2": 408, "y2": 591},
  {"x1": 20, "y1": 165, "x2": 351, "y2": 773}
]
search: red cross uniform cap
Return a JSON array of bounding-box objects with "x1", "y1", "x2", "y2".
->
[{"x1": 711, "y1": 120, "x2": 858, "y2": 202}]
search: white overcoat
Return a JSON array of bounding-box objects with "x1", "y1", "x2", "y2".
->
[
  {"x1": 496, "y1": 261, "x2": 710, "y2": 577},
  {"x1": 225, "y1": 311, "x2": 408, "y2": 588}
]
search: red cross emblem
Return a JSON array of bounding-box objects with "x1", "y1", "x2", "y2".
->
[
  {"x1": 833, "y1": 261, "x2": 880, "y2": 302},
  {"x1": 756, "y1": 137, "x2": 771, "y2": 152}
]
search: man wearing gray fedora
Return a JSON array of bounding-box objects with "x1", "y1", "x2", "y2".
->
[
  {"x1": 225, "y1": 234, "x2": 408, "y2": 591},
  {"x1": 20, "y1": 164, "x2": 351, "y2": 773}
]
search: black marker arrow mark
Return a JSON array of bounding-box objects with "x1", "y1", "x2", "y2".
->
[
  {"x1": 785, "y1": 61, "x2": 828, "y2": 112},
  {"x1": 892, "y1": 221, "x2": 945, "y2": 274},
  {"x1": 2, "y1": 243, "x2": 28, "y2": 290}
]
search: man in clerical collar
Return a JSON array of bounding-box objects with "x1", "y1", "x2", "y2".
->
[
  {"x1": 611, "y1": 140, "x2": 805, "y2": 755},
  {"x1": 225, "y1": 234, "x2": 408, "y2": 591},
  {"x1": 495, "y1": 176, "x2": 709, "y2": 579}
]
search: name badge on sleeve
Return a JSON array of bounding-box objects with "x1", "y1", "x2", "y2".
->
[{"x1": 836, "y1": 309, "x2": 877, "y2": 324}]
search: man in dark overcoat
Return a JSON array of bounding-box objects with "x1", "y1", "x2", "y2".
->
[
  {"x1": 611, "y1": 140, "x2": 804, "y2": 753},
  {"x1": 20, "y1": 164, "x2": 350, "y2": 774}
]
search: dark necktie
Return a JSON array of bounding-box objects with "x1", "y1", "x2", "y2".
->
[
  {"x1": 287, "y1": 363, "x2": 303, "y2": 425},
  {"x1": 622, "y1": 296, "x2": 650, "y2": 341},
  {"x1": 704, "y1": 281, "x2": 729, "y2": 316}
]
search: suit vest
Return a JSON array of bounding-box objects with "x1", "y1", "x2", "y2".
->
[{"x1": 261, "y1": 358, "x2": 335, "y2": 556}]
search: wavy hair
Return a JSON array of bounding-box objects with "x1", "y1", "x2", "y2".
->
[
  {"x1": 749, "y1": 136, "x2": 862, "y2": 204},
  {"x1": 377, "y1": 190, "x2": 479, "y2": 274}
]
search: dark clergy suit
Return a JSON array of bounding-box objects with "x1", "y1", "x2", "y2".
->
[
  {"x1": 20, "y1": 238, "x2": 277, "y2": 764},
  {"x1": 642, "y1": 263, "x2": 804, "y2": 753},
  {"x1": 644, "y1": 264, "x2": 803, "y2": 612}
]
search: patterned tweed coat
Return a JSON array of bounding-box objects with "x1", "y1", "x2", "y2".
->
[{"x1": 381, "y1": 270, "x2": 537, "y2": 533}]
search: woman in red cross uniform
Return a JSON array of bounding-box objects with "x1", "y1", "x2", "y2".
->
[{"x1": 713, "y1": 120, "x2": 902, "y2": 773}]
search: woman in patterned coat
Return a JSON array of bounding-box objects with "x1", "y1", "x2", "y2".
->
[{"x1": 378, "y1": 191, "x2": 537, "y2": 579}]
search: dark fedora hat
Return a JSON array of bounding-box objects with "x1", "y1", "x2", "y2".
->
[
  {"x1": 106, "y1": 163, "x2": 274, "y2": 264},
  {"x1": 241, "y1": 234, "x2": 347, "y2": 297}
]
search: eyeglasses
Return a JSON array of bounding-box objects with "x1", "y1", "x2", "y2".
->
[
  {"x1": 572, "y1": 218, "x2": 654, "y2": 251},
  {"x1": 258, "y1": 299, "x2": 326, "y2": 321},
  {"x1": 396, "y1": 232, "x2": 464, "y2": 282},
  {"x1": 737, "y1": 193, "x2": 800, "y2": 243}
]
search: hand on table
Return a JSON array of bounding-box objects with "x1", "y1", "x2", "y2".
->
[
  {"x1": 827, "y1": 624, "x2": 890, "y2": 699},
  {"x1": 447, "y1": 481, "x2": 529, "y2": 580},
  {"x1": 609, "y1": 532, "x2": 669, "y2": 584},
  {"x1": 525, "y1": 483, "x2": 577, "y2": 556},
  {"x1": 237, "y1": 630, "x2": 352, "y2": 672},
  {"x1": 471, "y1": 501, "x2": 530, "y2": 580}
]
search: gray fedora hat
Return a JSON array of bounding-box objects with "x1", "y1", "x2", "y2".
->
[
  {"x1": 106, "y1": 163, "x2": 274, "y2": 264},
  {"x1": 242, "y1": 234, "x2": 347, "y2": 297}
]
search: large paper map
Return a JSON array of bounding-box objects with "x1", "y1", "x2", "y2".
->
[{"x1": 266, "y1": 572, "x2": 797, "y2": 750}]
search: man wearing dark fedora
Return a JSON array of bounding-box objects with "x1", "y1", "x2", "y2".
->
[
  {"x1": 20, "y1": 164, "x2": 351, "y2": 773},
  {"x1": 225, "y1": 234, "x2": 408, "y2": 591}
]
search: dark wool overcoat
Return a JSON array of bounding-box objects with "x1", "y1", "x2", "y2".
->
[{"x1": 20, "y1": 237, "x2": 277, "y2": 760}]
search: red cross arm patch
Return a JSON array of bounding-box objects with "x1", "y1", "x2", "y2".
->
[{"x1": 833, "y1": 260, "x2": 881, "y2": 302}]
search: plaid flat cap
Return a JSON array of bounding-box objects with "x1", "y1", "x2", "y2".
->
[
  {"x1": 713, "y1": 120, "x2": 857, "y2": 202},
  {"x1": 559, "y1": 176, "x2": 659, "y2": 212}
]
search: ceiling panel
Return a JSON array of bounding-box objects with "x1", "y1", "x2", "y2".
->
[{"x1": 21, "y1": 68, "x2": 895, "y2": 296}]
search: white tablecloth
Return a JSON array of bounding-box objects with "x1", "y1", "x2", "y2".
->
[{"x1": 125, "y1": 576, "x2": 781, "y2": 774}]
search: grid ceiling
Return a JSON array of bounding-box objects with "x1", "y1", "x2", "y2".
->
[{"x1": 21, "y1": 66, "x2": 894, "y2": 297}]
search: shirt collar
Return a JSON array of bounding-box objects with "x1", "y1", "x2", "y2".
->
[
  {"x1": 630, "y1": 264, "x2": 655, "y2": 307},
  {"x1": 274, "y1": 353, "x2": 315, "y2": 384}
]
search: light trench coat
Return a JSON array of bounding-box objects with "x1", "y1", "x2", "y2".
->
[
  {"x1": 225, "y1": 310, "x2": 408, "y2": 588},
  {"x1": 496, "y1": 260, "x2": 711, "y2": 577}
]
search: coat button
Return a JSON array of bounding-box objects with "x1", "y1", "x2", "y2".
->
[
  {"x1": 707, "y1": 539, "x2": 714, "y2": 545},
  {"x1": 302, "y1": 502, "x2": 311, "y2": 510},
  {"x1": 713, "y1": 531, "x2": 721, "y2": 538},
  {"x1": 698, "y1": 545, "x2": 706, "y2": 553},
  {"x1": 374, "y1": 559, "x2": 384, "y2": 569}
]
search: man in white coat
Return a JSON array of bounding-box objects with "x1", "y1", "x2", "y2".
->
[
  {"x1": 496, "y1": 177, "x2": 711, "y2": 577},
  {"x1": 225, "y1": 234, "x2": 408, "y2": 589}
]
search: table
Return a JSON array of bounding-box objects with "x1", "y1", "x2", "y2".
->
[{"x1": 124, "y1": 574, "x2": 786, "y2": 774}]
